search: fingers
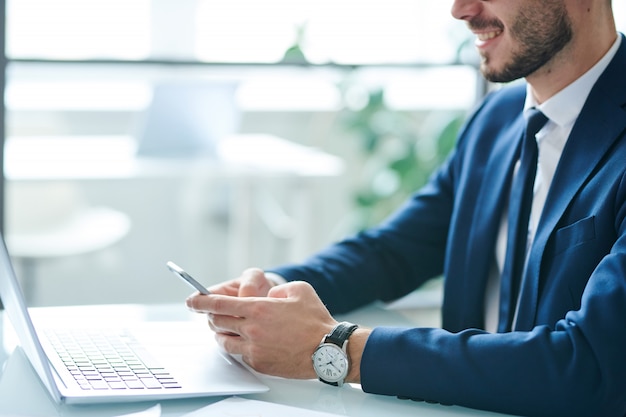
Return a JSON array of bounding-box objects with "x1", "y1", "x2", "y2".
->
[
  {"x1": 206, "y1": 279, "x2": 241, "y2": 297},
  {"x1": 203, "y1": 268, "x2": 274, "y2": 298},
  {"x1": 187, "y1": 281, "x2": 317, "y2": 328},
  {"x1": 214, "y1": 332, "x2": 244, "y2": 355},
  {"x1": 208, "y1": 312, "x2": 243, "y2": 337},
  {"x1": 186, "y1": 292, "x2": 255, "y2": 317},
  {"x1": 187, "y1": 268, "x2": 275, "y2": 339}
]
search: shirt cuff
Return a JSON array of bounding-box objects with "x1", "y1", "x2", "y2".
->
[{"x1": 264, "y1": 271, "x2": 287, "y2": 286}]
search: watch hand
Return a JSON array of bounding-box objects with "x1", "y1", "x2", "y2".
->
[{"x1": 329, "y1": 362, "x2": 341, "y2": 373}]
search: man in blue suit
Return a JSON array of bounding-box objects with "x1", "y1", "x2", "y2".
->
[{"x1": 187, "y1": 0, "x2": 626, "y2": 415}]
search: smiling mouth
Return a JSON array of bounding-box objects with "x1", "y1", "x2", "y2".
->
[{"x1": 476, "y1": 30, "x2": 503, "y2": 42}]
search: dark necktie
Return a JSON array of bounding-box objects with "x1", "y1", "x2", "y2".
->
[{"x1": 498, "y1": 109, "x2": 549, "y2": 332}]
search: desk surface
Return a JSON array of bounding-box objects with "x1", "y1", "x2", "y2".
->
[{"x1": 0, "y1": 303, "x2": 511, "y2": 417}]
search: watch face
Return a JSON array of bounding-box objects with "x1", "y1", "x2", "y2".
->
[{"x1": 312, "y1": 343, "x2": 348, "y2": 383}]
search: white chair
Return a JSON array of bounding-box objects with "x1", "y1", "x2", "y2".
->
[{"x1": 4, "y1": 181, "x2": 131, "y2": 303}]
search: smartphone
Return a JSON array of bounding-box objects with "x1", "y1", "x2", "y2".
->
[{"x1": 166, "y1": 261, "x2": 211, "y2": 295}]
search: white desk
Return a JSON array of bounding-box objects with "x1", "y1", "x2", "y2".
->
[{"x1": 0, "y1": 303, "x2": 511, "y2": 417}]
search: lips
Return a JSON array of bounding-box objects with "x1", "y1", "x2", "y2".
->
[{"x1": 468, "y1": 17, "x2": 505, "y2": 47}]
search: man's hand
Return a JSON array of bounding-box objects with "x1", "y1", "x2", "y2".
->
[
  {"x1": 186, "y1": 268, "x2": 370, "y2": 383},
  {"x1": 186, "y1": 272, "x2": 336, "y2": 379}
]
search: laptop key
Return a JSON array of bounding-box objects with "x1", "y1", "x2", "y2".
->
[
  {"x1": 141, "y1": 378, "x2": 163, "y2": 389},
  {"x1": 125, "y1": 380, "x2": 146, "y2": 389},
  {"x1": 107, "y1": 381, "x2": 128, "y2": 390},
  {"x1": 89, "y1": 380, "x2": 110, "y2": 390}
]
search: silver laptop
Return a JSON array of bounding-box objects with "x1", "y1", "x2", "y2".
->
[{"x1": 0, "y1": 235, "x2": 268, "y2": 404}]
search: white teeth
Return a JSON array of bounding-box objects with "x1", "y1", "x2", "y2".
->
[{"x1": 476, "y1": 31, "x2": 501, "y2": 41}]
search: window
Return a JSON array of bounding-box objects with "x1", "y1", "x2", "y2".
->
[
  {"x1": 194, "y1": 0, "x2": 462, "y2": 64},
  {"x1": 7, "y1": 0, "x2": 463, "y2": 64},
  {"x1": 5, "y1": 0, "x2": 474, "y2": 119},
  {"x1": 6, "y1": 0, "x2": 152, "y2": 60},
  {"x1": 7, "y1": 0, "x2": 625, "y2": 64}
]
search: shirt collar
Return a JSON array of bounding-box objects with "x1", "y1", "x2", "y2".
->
[{"x1": 524, "y1": 33, "x2": 622, "y2": 127}]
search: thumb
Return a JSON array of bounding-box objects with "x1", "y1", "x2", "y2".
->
[
  {"x1": 238, "y1": 268, "x2": 272, "y2": 297},
  {"x1": 268, "y1": 280, "x2": 314, "y2": 299}
]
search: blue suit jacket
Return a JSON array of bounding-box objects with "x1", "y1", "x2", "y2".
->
[{"x1": 272, "y1": 34, "x2": 626, "y2": 416}]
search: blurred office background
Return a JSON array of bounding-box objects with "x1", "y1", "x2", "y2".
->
[{"x1": 2, "y1": 0, "x2": 625, "y2": 307}]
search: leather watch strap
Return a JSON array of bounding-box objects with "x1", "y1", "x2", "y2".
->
[{"x1": 326, "y1": 322, "x2": 359, "y2": 346}]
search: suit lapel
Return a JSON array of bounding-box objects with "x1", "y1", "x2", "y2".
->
[
  {"x1": 515, "y1": 47, "x2": 626, "y2": 329},
  {"x1": 462, "y1": 115, "x2": 525, "y2": 328}
]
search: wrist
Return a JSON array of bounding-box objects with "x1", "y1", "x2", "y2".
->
[{"x1": 345, "y1": 328, "x2": 370, "y2": 384}]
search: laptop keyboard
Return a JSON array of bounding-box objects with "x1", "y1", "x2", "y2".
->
[{"x1": 44, "y1": 328, "x2": 182, "y2": 390}]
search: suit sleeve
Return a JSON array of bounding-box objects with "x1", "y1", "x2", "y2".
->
[{"x1": 361, "y1": 170, "x2": 626, "y2": 417}]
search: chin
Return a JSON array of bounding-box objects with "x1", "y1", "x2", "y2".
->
[{"x1": 480, "y1": 60, "x2": 517, "y2": 83}]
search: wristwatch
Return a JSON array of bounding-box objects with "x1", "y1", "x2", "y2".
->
[{"x1": 311, "y1": 321, "x2": 359, "y2": 386}]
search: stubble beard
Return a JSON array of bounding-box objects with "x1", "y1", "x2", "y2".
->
[{"x1": 476, "y1": 1, "x2": 573, "y2": 83}]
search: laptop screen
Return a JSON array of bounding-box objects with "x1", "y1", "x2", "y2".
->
[{"x1": 0, "y1": 234, "x2": 60, "y2": 399}]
